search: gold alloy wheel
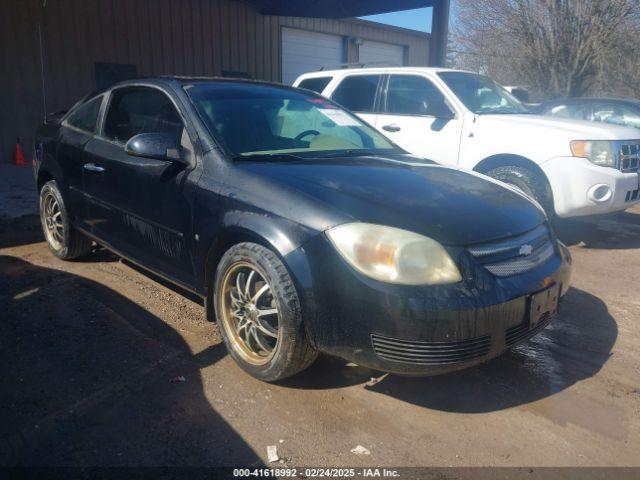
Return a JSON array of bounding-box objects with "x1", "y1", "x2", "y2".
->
[
  {"x1": 220, "y1": 262, "x2": 280, "y2": 365},
  {"x1": 42, "y1": 191, "x2": 64, "y2": 251}
]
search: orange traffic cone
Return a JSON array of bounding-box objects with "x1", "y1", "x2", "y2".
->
[{"x1": 13, "y1": 137, "x2": 27, "y2": 166}]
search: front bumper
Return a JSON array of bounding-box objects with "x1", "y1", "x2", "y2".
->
[
  {"x1": 284, "y1": 233, "x2": 572, "y2": 376},
  {"x1": 541, "y1": 156, "x2": 640, "y2": 218}
]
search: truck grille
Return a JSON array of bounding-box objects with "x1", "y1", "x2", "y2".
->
[
  {"x1": 371, "y1": 334, "x2": 491, "y2": 365},
  {"x1": 467, "y1": 224, "x2": 555, "y2": 277},
  {"x1": 619, "y1": 142, "x2": 640, "y2": 173}
]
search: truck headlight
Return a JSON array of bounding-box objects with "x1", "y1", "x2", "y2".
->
[
  {"x1": 326, "y1": 223, "x2": 462, "y2": 285},
  {"x1": 570, "y1": 140, "x2": 616, "y2": 167}
]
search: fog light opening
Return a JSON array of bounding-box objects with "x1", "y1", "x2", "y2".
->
[{"x1": 588, "y1": 184, "x2": 612, "y2": 203}]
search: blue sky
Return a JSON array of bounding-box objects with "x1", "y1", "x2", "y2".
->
[{"x1": 360, "y1": 7, "x2": 433, "y2": 33}]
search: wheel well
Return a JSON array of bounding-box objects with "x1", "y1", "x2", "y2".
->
[
  {"x1": 37, "y1": 170, "x2": 54, "y2": 193},
  {"x1": 474, "y1": 154, "x2": 549, "y2": 180},
  {"x1": 204, "y1": 229, "x2": 274, "y2": 293},
  {"x1": 473, "y1": 154, "x2": 555, "y2": 211},
  {"x1": 202, "y1": 229, "x2": 282, "y2": 323}
]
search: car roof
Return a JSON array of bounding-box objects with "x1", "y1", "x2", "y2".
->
[
  {"x1": 104, "y1": 75, "x2": 302, "y2": 92},
  {"x1": 296, "y1": 66, "x2": 475, "y2": 78}
]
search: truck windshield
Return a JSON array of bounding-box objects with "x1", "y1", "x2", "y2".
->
[
  {"x1": 438, "y1": 72, "x2": 528, "y2": 115},
  {"x1": 186, "y1": 82, "x2": 397, "y2": 158}
]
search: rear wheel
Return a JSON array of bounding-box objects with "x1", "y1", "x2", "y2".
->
[
  {"x1": 486, "y1": 165, "x2": 555, "y2": 218},
  {"x1": 39, "y1": 180, "x2": 92, "y2": 260},
  {"x1": 214, "y1": 242, "x2": 317, "y2": 381}
]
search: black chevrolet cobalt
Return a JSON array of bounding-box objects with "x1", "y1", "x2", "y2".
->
[{"x1": 34, "y1": 77, "x2": 572, "y2": 381}]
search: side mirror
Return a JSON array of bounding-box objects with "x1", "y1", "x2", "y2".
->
[{"x1": 125, "y1": 132, "x2": 183, "y2": 162}]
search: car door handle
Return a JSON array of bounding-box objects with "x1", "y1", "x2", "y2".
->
[
  {"x1": 83, "y1": 163, "x2": 105, "y2": 173},
  {"x1": 382, "y1": 124, "x2": 401, "y2": 132}
]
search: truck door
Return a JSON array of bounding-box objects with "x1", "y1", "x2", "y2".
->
[{"x1": 376, "y1": 74, "x2": 463, "y2": 165}]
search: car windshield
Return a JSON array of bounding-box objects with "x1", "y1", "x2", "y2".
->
[
  {"x1": 186, "y1": 82, "x2": 397, "y2": 158},
  {"x1": 438, "y1": 72, "x2": 528, "y2": 115}
]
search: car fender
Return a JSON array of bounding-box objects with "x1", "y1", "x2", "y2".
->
[
  {"x1": 36, "y1": 151, "x2": 64, "y2": 191},
  {"x1": 196, "y1": 207, "x2": 320, "y2": 298}
]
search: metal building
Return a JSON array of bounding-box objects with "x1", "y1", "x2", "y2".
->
[{"x1": 0, "y1": 0, "x2": 450, "y2": 163}]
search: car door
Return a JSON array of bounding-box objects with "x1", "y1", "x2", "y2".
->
[
  {"x1": 328, "y1": 73, "x2": 383, "y2": 127},
  {"x1": 82, "y1": 86, "x2": 196, "y2": 283},
  {"x1": 56, "y1": 95, "x2": 105, "y2": 222},
  {"x1": 376, "y1": 74, "x2": 462, "y2": 165}
]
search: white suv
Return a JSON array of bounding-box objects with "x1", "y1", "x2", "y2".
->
[{"x1": 293, "y1": 67, "x2": 640, "y2": 218}]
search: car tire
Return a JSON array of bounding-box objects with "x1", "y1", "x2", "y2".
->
[
  {"x1": 486, "y1": 165, "x2": 555, "y2": 218},
  {"x1": 39, "y1": 180, "x2": 92, "y2": 260},
  {"x1": 213, "y1": 242, "x2": 317, "y2": 381}
]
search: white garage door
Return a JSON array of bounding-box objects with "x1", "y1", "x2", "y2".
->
[
  {"x1": 281, "y1": 28, "x2": 344, "y2": 85},
  {"x1": 358, "y1": 40, "x2": 405, "y2": 67}
]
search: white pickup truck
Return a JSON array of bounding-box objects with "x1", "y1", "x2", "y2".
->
[{"x1": 293, "y1": 67, "x2": 640, "y2": 218}]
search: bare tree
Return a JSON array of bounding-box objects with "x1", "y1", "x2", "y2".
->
[
  {"x1": 452, "y1": 0, "x2": 638, "y2": 99},
  {"x1": 597, "y1": 7, "x2": 640, "y2": 97}
]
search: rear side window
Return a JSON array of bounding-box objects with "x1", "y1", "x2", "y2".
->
[
  {"x1": 66, "y1": 96, "x2": 103, "y2": 133},
  {"x1": 104, "y1": 87, "x2": 183, "y2": 144},
  {"x1": 331, "y1": 75, "x2": 381, "y2": 113},
  {"x1": 386, "y1": 75, "x2": 448, "y2": 116},
  {"x1": 297, "y1": 77, "x2": 332, "y2": 94}
]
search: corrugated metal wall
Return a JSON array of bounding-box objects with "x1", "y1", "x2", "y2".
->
[{"x1": 0, "y1": 0, "x2": 430, "y2": 163}]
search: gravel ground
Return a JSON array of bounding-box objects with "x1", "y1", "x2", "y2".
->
[{"x1": 0, "y1": 206, "x2": 639, "y2": 474}]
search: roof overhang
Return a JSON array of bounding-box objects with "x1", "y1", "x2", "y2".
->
[{"x1": 240, "y1": 0, "x2": 437, "y2": 18}]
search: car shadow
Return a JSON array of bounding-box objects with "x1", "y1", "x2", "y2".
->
[
  {"x1": 363, "y1": 287, "x2": 617, "y2": 413},
  {"x1": 0, "y1": 215, "x2": 43, "y2": 249},
  {"x1": 554, "y1": 208, "x2": 640, "y2": 249},
  {"x1": 0, "y1": 255, "x2": 261, "y2": 467},
  {"x1": 278, "y1": 354, "x2": 382, "y2": 390}
]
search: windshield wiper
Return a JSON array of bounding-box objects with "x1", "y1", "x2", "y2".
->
[
  {"x1": 233, "y1": 153, "x2": 306, "y2": 162},
  {"x1": 315, "y1": 149, "x2": 395, "y2": 159}
]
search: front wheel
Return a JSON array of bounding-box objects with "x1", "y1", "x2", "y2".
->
[
  {"x1": 486, "y1": 165, "x2": 555, "y2": 218},
  {"x1": 213, "y1": 242, "x2": 317, "y2": 381},
  {"x1": 39, "y1": 180, "x2": 92, "y2": 260}
]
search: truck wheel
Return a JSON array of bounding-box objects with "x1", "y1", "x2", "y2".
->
[
  {"x1": 214, "y1": 242, "x2": 317, "y2": 382},
  {"x1": 486, "y1": 165, "x2": 555, "y2": 218},
  {"x1": 39, "y1": 180, "x2": 93, "y2": 260}
]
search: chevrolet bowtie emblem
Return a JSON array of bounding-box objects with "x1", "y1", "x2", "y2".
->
[{"x1": 519, "y1": 244, "x2": 533, "y2": 256}]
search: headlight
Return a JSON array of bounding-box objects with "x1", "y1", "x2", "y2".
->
[
  {"x1": 326, "y1": 223, "x2": 462, "y2": 285},
  {"x1": 570, "y1": 140, "x2": 616, "y2": 167}
]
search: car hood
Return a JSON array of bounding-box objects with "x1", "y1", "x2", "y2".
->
[
  {"x1": 479, "y1": 114, "x2": 640, "y2": 140},
  {"x1": 237, "y1": 156, "x2": 546, "y2": 246}
]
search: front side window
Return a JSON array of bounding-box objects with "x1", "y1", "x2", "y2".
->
[
  {"x1": 331, "y1": 75, "x2": 381, "y2": 113},
  {"x1": 103, "y1": 87, "x2": 183, "y2": 144},
  {"x1": 386, "y1": 75, "x2": 450, "y2": 116},
  {"x1": 547, "y1": 103, "x2": 588, "y2": 120},
  {"x1": 186, "y1": 83, "x2": 395, "y2": 158},
  {"x1": 66, "y1": 96, "x2": 103, "y2": 133},
  {"x1": 297, "y1": 77, "x2": 332, "y2": 94},
  {"x1": 592, "y1": 102, "x2": 640, "y2": 129},
  {"x1": 438, "y1": 72, "x2": 528, "y2": 115}
]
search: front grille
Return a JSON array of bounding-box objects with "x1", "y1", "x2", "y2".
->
[
  {"x1": 505, "y1": 312, "x2": 554, "y2": 347},
  {"x1": 619, "y1": 142, "x2": 640, "y2": 173},
  {"x1": 467, "y1": 224, "x2": 555, "y2": 277},
  {"x1": 371, "y1": 334, "x2": 491, "y2": 365}
]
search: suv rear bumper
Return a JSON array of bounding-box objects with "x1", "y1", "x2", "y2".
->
[{"x1": 542, "y1": 156, "x2": 640, "y2": 218}]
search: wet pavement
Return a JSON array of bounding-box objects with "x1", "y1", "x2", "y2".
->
[{"x1": 0, "y1": 206, "x2": 639, "y2": 469}]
